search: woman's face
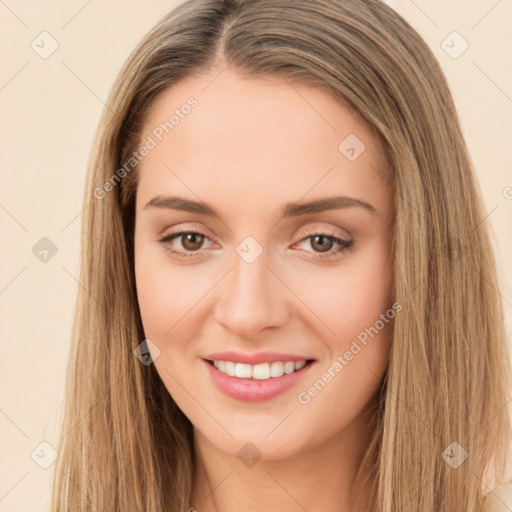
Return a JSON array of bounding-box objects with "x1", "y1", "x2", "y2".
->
[{"x1": 134, "y1": 68, "x2": 395, "y2": 460}]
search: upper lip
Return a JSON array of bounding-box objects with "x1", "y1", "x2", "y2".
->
[{"x1": 204, "y1": 351, "x2": 315, "y2": 365}]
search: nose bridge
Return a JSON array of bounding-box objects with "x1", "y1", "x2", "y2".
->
[{"x1": 214, "y1": 239, "x2": 287, "y2": 338}]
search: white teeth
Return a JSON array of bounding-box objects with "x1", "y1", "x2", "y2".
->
[
  {"x1": 252, "y1": 363, "x2": 270, "y2": 380},
  {"x1": 284, "y1": 361, "x2": 295, "y2": 374},
  {"x1": 225, "y1": 361, "x2": 236, "y2": 376},
  {"x1": 295, "y1": 360, "x2": 306, "y2": 370},
  {"x1": 235, "y1": 363, "x2": 252, "y2": 378},
  {"x1": 270, "y1": 361, "x2": 284, "y2": 377},
  {"x1": 211, "y1": 359, "x2": 310, "y2": 380}
]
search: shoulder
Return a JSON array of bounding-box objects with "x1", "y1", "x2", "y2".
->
[{"x1": 483, "y1": 483, "x2": 512, "y2": 512}]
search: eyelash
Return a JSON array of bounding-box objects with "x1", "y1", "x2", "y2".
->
[{"x1": 156, "y1": 227, "x2": 353, "y2": 260}]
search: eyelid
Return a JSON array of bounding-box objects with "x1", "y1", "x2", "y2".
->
[
  {"x1": 158, "y1": 227, "x2": 217, "y2": 250},
  {"x1": 157, "y1": 223, "x2": 352, "y2": 259},
  {"x1": 294, "y1": 224, "x2": 350, "y2": 242},
  {"x1": 158, "y1": 222, "x2": 217, "y2": 239},
  {"x1": 291, "y1": 227, "x2": 352, "y2": 259}
]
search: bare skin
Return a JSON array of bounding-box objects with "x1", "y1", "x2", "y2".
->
[{"x1": 134, "y1": 66, "x2": 395, "y2": 512}]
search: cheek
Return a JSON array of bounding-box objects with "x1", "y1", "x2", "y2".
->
[
  {"x1": 291, "y1": 245, "x2": 393, "y2": 441},
  {"x1": 135, "y1": 239, "x2": 195, "y2": 338},
  {"x1": 135, "y1": 254, "x2": 215, "y2": 341},
  {"x1": 292, "y1": 239, "x2": 393, "y2": 343},
  {"x1": 133, "y1": 231, "x2": 394, "y2": 451}
]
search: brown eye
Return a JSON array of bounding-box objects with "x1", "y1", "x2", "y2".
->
[
  {"x1": 180, "y1": 232, "x2": 205, "y2": 251},
  {"x1": 294, "y1": 231, "x2": 352, "y2": 259},
  {"x1": 309, "y1": 235, "x2": 334, "y2": 253},
  {"x1": 158, "y1": 230, "x2": 213, "y2": 258}
]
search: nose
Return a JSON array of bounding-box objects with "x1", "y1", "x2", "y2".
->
[{"x1": 213, "y1": 247, "x2": 289, "y2": 340}]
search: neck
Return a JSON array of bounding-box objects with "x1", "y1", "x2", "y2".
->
[{"x1": 190, "y1": 401, "x2": 377, "y2": 512}]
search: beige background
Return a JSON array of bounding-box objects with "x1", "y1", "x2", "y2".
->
[{"x1": 0, "y1": 0, "x2": 511, "y2": 510}]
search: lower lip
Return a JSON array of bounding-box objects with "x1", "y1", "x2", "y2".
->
[{"x1": 202, "y1": 359, "x2": 316, "y2": 402}]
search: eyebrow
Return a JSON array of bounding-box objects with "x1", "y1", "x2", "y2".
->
[{"x1": 144, "y1": 195, "x2": 377, "y2": 220}]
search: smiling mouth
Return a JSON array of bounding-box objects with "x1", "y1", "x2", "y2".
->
[{"x1": 204, "y1": 358, "x2": 316, "y2": 380}]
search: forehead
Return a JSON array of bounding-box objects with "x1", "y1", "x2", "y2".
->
[{"x1": 136, "y1": 68, "x2": 392, "y2": 218}]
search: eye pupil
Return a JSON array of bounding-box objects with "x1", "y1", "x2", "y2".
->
[
  {"x1": 311, "y1": 235, "x2": 333, "y2": 253},
  {"x1": 182, "y1": 233, "x2": 204, "y2": 251}
]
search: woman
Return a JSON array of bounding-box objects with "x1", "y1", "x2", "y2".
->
[{"x1": 51, "y1": 0, "x2": 512, "y2": 510}]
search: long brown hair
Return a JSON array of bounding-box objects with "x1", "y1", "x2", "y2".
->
[{"x1": 51, "y1": 1, "x2": 511, "y2": 510}]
